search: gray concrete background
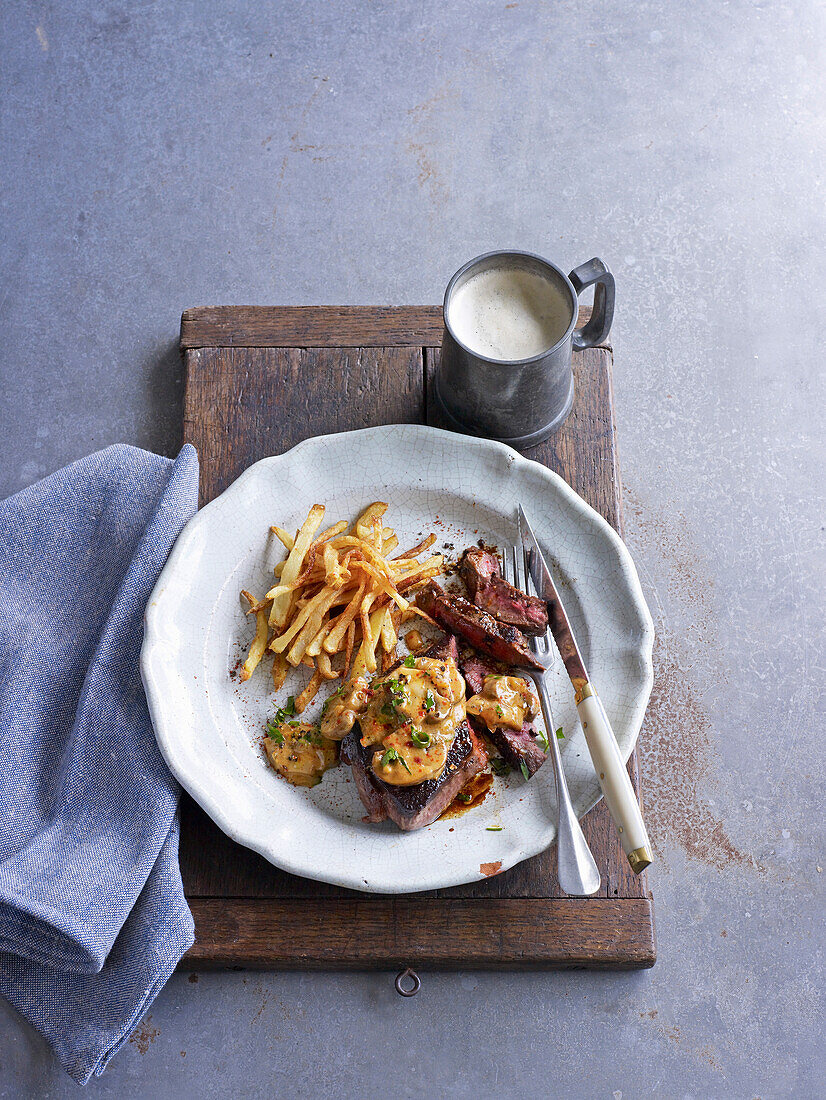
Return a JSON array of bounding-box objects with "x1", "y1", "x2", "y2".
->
[{"x1": 1, "y1": 1, "x2": 824, "y2": 1097}]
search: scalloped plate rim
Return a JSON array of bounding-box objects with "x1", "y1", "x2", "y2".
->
[{"x1": 141, "y1": 424, "x2": 653, "y2": 894}]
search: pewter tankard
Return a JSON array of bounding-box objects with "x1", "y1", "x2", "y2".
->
[{"x1": 434, "y1": 251, "x2": 615, "y2": 447}]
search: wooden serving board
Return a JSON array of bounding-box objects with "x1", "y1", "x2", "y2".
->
[{"x1": 177, "y1": 306, "x2": 656, "y2": 970}]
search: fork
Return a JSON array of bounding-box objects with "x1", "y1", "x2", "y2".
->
[{"x1": 503, "y1": 545, "x2": 602, "y2": 896}]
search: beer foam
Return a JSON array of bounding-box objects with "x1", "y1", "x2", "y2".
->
[{"x1": 449, "y1": 265, "x2": 571, "y2": 360}]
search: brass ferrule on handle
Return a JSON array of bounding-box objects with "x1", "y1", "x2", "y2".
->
[
  {"x1": 573, "y1": 679, "x2": 595, "y2": 704},
  {"x1": 628, "y1": 846, "x2": 653, "y2": 874}
]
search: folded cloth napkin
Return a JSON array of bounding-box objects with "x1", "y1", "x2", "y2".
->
[{"x1": 0, "y1": 443, "x2": 199, "y2": 1084}]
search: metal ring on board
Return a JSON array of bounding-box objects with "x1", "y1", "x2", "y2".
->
[{"x1": 394, "y1": 967, "x2": 421, "y2": 997}]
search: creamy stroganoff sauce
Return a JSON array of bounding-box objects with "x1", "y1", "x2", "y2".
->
[
  {"x1": 320, "y1": 656, "x2": 466, "y2": 786},
  {"x1": 465, "y1": 674, "x2": 539, "y2": 731},
  {"x1": 360, "y1": 657, "x2": 466, "y2": 786}
]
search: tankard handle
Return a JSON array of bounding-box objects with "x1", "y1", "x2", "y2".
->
[{"x1": 569, "y1": 258, "x2": 615, "y2": 350}]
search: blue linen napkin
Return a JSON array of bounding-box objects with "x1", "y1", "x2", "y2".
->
[{"x1": 0, "y1": 443, "x2": 199, "y2": 1084}]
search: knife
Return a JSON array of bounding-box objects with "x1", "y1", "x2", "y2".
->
[{"x1": 518, "y1": 504, "x2": 652, "y2": 874}]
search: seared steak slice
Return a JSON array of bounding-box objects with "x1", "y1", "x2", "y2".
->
[
  {"x1": 460, "y1": 545, "x2": 498, "y2": 587},
  {"x1": 460, "y1": 547, "x2": 548, "y2": 635},
  {"x1": 424, "y1": 633, "x2": 459, "y2": 665},
  {"x1": 459, "y1": 652, "x2": 496, "y2": 695},
  {"x1": 341, "y1": 631, "x2": 471, "y2": 828},
  {"x1": 343, "y1": 720, "x2": 488, "y2": 830},
  {"x1": 468, "y1": 715, "x2": 547, "y2": 778},
  {"x1": 417, "y1": 581, "x2": 542, "y2": 672},
  {"x1": 345, "y1": 743, "x2": 388, "y2": 822}
]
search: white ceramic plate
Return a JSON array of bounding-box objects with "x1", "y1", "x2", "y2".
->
[{"x1": 141, "y1": 425, "x2": 653, "y2": 894}]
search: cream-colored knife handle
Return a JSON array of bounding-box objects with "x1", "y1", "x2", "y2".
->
[{"x1": 577, "y1": 690, "x2": 652, "y2": 873}]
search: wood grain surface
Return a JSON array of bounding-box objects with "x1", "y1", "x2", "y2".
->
[
  {"x1": 179, "y1": 305, "x2": 655, "y2": 968},
  {"x1": 181, "y1": 306, "x2": 446, "y2": 348},
  {"x1": 184, "y1": 898, "x2": 656, "y2": 969}
]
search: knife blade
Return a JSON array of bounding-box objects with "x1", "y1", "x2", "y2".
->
[{"x1": 517, "y1": 504, "x2": 590, "y2": 703}]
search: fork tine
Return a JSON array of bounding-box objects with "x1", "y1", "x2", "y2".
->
[
  {"x1": 522, "y1": 549, "x2": 534, "y2": 597},
  {"x1": 523, "y1": 551, "x2": 551, "y2": 654},
  {"x1": 502, "y1": 540, "x2": 549, "y2": 658},
  {"x1": 514, "y1": 540, "x2": 527, "y2": 593},
  {"x1": 501, "y1": 545, "x2": 514, "y2": 585}
]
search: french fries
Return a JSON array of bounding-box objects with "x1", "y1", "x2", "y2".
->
[
  {"x1": 344, "y1": 620, "x2": 356, "y2": 676},
  {"x1": 237, "y1": 502, "x2": 443, "y2": 709},
  {"x1": 270, "y1": 526, "x2": 294, "y2": 551},
  {"x1": 241, "y1": 605, "x2": 269, "y2": 681},
  {"x1": 294, "y1": 669, "x2": 323, "y2": 713},
  {"x1": 269, "y1": 504, "x2": 325, "y2": 629},
  {"x1": 271, "y1": 652, "x2": 288, "y2": 692}
]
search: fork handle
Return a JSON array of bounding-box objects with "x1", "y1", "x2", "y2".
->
[
  {"x1": 533, "y1": 675, "x2": 601, "y2": 897},
  {"x1": 577, "y1": 689, "x2": 652, "y2": 873}
]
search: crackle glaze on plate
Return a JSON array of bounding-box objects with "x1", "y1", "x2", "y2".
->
[{"x1": 141, "y1": 425, "x2": 653, "y2": 894}]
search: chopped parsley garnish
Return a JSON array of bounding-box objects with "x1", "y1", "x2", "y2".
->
[
  {"x1": 556, "y1": 726, "x2": 565, "y2": 740},
  {"x1": 266, "y1": 722, "x2": 284, "y2": 744},
  {"x1": 403, "y1": 655, "x2": 416, "y2": 668},
  {"x1": 267, "y1": 719, "x2": 324, "y2": 746},
  {"x1": 423, "y1": 690, "x2": 435, "y2": 713},
  {"x1": 495, "y1": 705, "x2": 505, "y2": 719},
  {"x1": 536, "y1": 728, "x2": 550, "y2": 752},
  {"x1": 486, "y1": 826, "x2": 503, "y2": 831},
  {"x1": 272, "y1": 696, "x2": 296, "y2": 725},
  {"x1": 519, "y1": 759, "x2": 530, "y2": 781},
  {"x1": 490, "y1": 757, "x2": 511, "y2": 776},
  {"x1": 386, "y1": 678, "x2": 407, "y2": 712},
  {"x1": 267, "y1": 695, "x2": 298, "y2": 740},
  {"x1": 380, "y1": 747, "x2": 411, "y2": 773},
  {"x1": 457, "y1": 792, "x2": 472, "y2": 804},
  {"x1": 411, "y1": 728, "x2": 431, "y2": 747}
]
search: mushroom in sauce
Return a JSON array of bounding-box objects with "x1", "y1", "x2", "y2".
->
[
  {"x1": 466, "y1": 674, "x2": 539, "y2": 732},
  {"x1": 319, "y1": 675, "x2": 372, "y2": 740},
  {"x1": 264, "y1": 721, "x2": 337, "y2": 787}
]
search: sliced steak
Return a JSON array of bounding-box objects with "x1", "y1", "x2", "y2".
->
[
  {"x1": 459, "y1": 652, "x2": 496, "y2": 695},
  {"x1": 460, "y1": 547, "x2": 548, "y2": 635},
  {"x1": 460, "y1": 546, "x2": 499, "y2": 587},
  {"x1": 417, "y1": 581, "x2": 542, "y2": 672},
  {"x1": 343, "y1": 720, "x2": 488, "y2": 830},
  {"x1": 345, "y1": 743, "x2": 389, "y2": 822},
  {"x1": 424, "y1": 633, "x2": 459, "y2": 665},
  {"x1": 468, "y1": 715, "x2": 547, "y2": 778}
]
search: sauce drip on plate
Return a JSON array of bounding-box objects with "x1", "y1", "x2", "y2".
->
[{"x1": 440, "y1": 772, "x2": 494, "y2": 819}]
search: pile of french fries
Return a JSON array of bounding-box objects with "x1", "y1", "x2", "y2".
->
[{"x1": 238, "y1": 502, "x2": 443, "y2": 713}]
